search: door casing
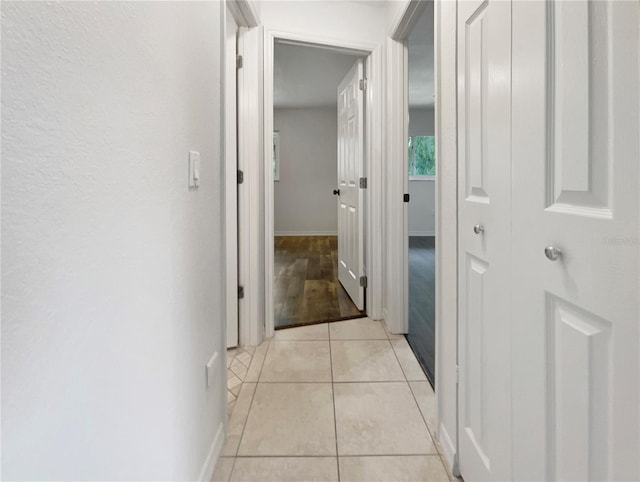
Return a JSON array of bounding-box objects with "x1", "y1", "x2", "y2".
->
[
  {"x1": 262, "y1": 30, "x2": 384, "y2": 339},
  {"x1": 387, "y1": 0, "x2": 461, "y2": 474},
  {"x1": 224, "y1": 6, "x2": 239, "y2": 349}
]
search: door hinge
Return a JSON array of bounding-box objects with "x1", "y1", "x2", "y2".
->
[
  {"x1": 238, "y1": 286, "x2": 244, "y2": 299},
  {"x1": 236, "y1": 55, "x2": 243, "y2": 69},
  {"x1": 359, "y1": 276, "x2": 368, "y2": 288},
  {"x1": 237, "y1": 169, "x2": 244, "y2": 184},
  {"x1": 359, "y1": 177, "x2": 368, "y2": 189},
  {"x1": 359, "y1": 79, "x2": 367, "y2": 91},
  {"x1": 403, "y1": 193, "x2": 410, "y2": 202}
]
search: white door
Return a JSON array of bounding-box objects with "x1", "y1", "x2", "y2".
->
[
  {"x1": 511, "y1": 2, "x2": 640, "y2": 480},
  {"x1": 457, "y1": 0, "x2": 512, "y2": 480},
  {"x1": 337, "y1": 59, "x2": 365, "y2": 310},
  {"x1": 225, "y1": 9, "x2": 238, "y2": 348}
]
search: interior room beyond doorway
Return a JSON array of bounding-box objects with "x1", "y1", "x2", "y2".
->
[
  {"x1": 272, "y1": 41, "x2": 365, "y2": 330},
  {"x1": 406, "y1": 2, "x2": 436, "y2": 385}
]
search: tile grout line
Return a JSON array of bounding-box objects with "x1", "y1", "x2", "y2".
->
[
  {"x1": 386, "y1": 338, "x2": 454, "y2": 475},
  {"x1": 253, "y1": 380, "x2": 405, "y2": 384},
  {"x1": 391, "y1": 339, "x2": 444, "y2": 460},
  {"x1": 327, "y1": 324, "x2": 341, "y2": 482},
  {"x1": 389, "y1": 336, "x2": 439, "y2": 448},
  {"x1": 408, "y1": 381, "x2": 442, "y2": 455},
  {"x1": 225, "y1": 321, "x2": 444, "y2": 480},
  {"x1": 227, "y1": 340, "x2": 271, "y2": 481},
  {"x1": 228, "y1": 453, "x2": 442, "y2": 459}
]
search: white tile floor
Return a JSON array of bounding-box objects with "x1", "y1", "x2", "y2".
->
[{"x1": 215, "y1": 318, "x2": 453, "y2": 482}]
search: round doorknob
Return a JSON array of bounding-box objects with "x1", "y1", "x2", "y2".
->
[
  {"x1": 544, "y1": 246, "x2": 562, "y2": 261},
  {"x1": 333, "y1": 189, "x2": 340, "y2": 196},
  {"x1": 473, "y1": 224, "x2": 484, "y2": 234}
]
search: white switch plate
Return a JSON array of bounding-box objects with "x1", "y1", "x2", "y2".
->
[
  {"x1": 205, "y1": 351, "x2": 219, "y2": 388},
  {"x1": 189, "y1": 151, "x2": 201, "y2": 188}
]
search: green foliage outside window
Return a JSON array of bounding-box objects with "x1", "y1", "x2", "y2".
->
[{"x1": 408, "y1": 136, "x2": 436, "y2": 177}]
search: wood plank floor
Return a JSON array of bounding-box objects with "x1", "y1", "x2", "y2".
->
[
  {"x1": 274, "y1": 236, "x2": 364, "y2": 329},
  {"x1": 407, "y1": 236, "x2": 436, "y2": 385}
]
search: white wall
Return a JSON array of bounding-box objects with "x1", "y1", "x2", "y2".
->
[
  {"x1": 1, "y1": 2, "x2": 226, "y2": 480},
  {"x1": 260, "y1": 1, "x2": 387, "y2": 45},
  {"x1": 274, "y1": 108, "x2": 338, "y2": 235},
  {"x1": 387, "y1": 0, "x2": 411, "y2": 35},
  {"x1": 409, "y1": 107, "x2": 435, "y2": 235},
  {"x1": 409, "y1": 107, "x2": 435, "y2": 137},
  {"x1": 408, "y1": 182, "x2": 435, "y2": 235}
]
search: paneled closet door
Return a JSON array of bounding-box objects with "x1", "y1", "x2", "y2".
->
[
  {"x1": 511, "y1": 2, "x2": 640, "y2": 480},
  {"x1": 456, "y1": 1, "x2": 512, "y2": 480}
]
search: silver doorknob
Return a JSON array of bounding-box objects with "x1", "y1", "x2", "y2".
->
[
  {"x1": 473, "y1": 224, "x2": 484, "y2": 234},
  {"x1": 544, "y1": 246, "x2": 562, "y2": 261}
]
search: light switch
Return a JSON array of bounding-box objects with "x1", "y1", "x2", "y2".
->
[{"x1": 189, "y1": 151, "x2": 201, "y2": 188}]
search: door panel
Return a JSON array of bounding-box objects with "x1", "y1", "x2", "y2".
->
[
  {"x1": 337, "y1": 60, "x2": 364, "y2": 310},
  {"x1": 465, "y1": 0, "x2": 489, "y2": 203},
  {"x1": 457, "y1": 1, "x2": 512, "y2": 480},
  {"x1": 512, "y1": 1, "x2": 639, "y2": 480},
  {"x1": 464, "y1": 254, "x2": 489, "y2": 468},
  {"x1": 549, "y1": 1, "x2": 611, "y2": 215},
  {"x1": 548, "y1": 294, "x2": 611, "y2": 482}
]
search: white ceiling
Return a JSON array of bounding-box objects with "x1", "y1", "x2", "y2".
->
[
  {"x1": 408, "y1": 2, "x2": 434, "y2": 108},
  {"x1": 274, "y1": 42, "x2": 363, "y2": 108}
]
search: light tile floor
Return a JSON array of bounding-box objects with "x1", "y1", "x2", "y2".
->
[
  {"x1": 227, "y1": 345, "x2": 257, "y2": 416},
  {"x1": 216, "y1": 318, "x2": 453, "y2": 482}
]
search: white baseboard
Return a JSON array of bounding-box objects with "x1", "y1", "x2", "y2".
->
[
  {"x1": 409, "y1": 230, "x2": 435, "y2": 236},
  {"x1": 438, "y1": 422, "x2": 457, "y2": 476},
  {"x1": 274, "y1": 231, "x2": 338, "y2": 236},
  {"x1": 197, "y1": 422, "x2": 225, "y2": 482}
]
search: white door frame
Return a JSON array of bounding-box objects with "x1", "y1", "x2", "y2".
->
[
  {"x1": 224, "y1": 0, "x2": 261, "y2": 348},
  {"x1": 262, "y1": 30, "x2": 384, "y2": 339},
  {"x1": 224, "y1": 5, "x2": 239, "y2": 349},
  {"x1": 387, "y1": 0, "x2": 460, "y2": 474}
]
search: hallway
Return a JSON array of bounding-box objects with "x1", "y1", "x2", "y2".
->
[{"x1": 214, "y1": 318, "x2": 452, "y2": 482}]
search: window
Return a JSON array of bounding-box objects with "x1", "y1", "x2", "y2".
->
[{"x1": 408, "y1": 135, "x2": 436, "y2": 178}]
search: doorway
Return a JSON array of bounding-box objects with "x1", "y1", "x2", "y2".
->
[
  {"x1": 271, "y1": 41, "x2": 366, "y2": 329},
  {"x1": 405, "y1": 3, "x2": 436, "y2": 385}
]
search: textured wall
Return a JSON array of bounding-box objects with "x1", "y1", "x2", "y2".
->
[
  {"x1": 1, "y1": 2, "x2": 225, "y2": 479},
  {"x1": 261, "y1": 0, "x2": 386, "y2": 44},
  {"x1": 274, "y1": 108, "x2": 339, "y2": 235}
]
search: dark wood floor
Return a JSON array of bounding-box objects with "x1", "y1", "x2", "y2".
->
[
  {"x1": 274, "y1": 236, "x2": 364, "y2": 329},
  {"x1": 407, "y1": 236, "x2": 436, "y2": 385}
]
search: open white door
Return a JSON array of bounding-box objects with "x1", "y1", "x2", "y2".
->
[
  {"x1": 457, "y1": 0, "x2": 512, "y2": 480},
  {"x1": 225, "y1": 9, "x2": 238, "y2": 348},
  {"x1": 336, "y1": 59, "x2": 365, "y2": 310},
  {"x1": 511, "y1": 2, "x2": 640, "y2": 480}
]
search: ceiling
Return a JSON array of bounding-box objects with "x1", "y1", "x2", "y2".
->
[
  {"x1": 408, "y1": 2, "x2": 434, "y2": 108},
  {"x1": 274, "y1": 42, "x2": 363, "y2": 108}
]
